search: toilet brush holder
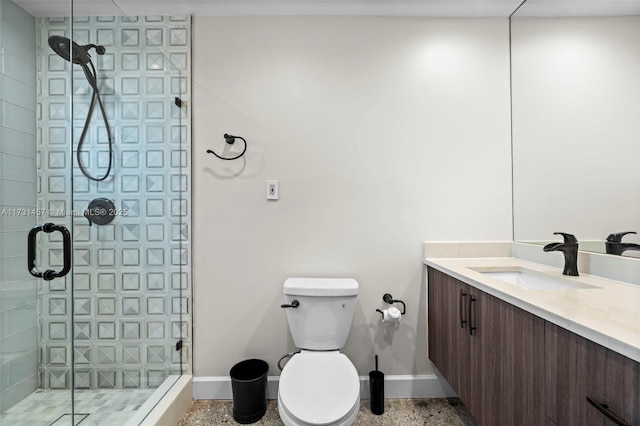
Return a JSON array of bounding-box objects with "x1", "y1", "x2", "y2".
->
[{"x1": 369, "y1": 355, "x2": 384, "y2": 415}]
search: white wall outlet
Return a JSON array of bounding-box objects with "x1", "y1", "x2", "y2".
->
[{"x1": 267, "y1": 180, "x2": 279, "y2": 200}]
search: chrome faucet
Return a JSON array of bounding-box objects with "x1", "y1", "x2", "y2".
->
[
  {"x1": 605, "y1": 232, "x2": 640, "y2": 256},
  {"x1": 543, "y1": 232, "x2": 579, "y2": 276}
]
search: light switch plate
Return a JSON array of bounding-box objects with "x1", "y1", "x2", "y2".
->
[{"x1": 267, "y1": 180, "x2": 279, "y2": 200}]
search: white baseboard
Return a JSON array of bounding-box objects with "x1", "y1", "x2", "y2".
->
[
  {"x1": 193, "y1": 376, "x2": 281, "y2": 400},
  {"x1": 193, "y1": 374, "x2": 456, "y2": 400},
  {"x1": 372, "y1": 374, "x2": 456, "y2": 399}
]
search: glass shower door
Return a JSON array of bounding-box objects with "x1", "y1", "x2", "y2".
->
[
  {"x1": 0, "y1": 0, "x2": 75, "y2": 424},
  {"x1": 64, "y1": 11, "x2": 191, "y2": 424}
]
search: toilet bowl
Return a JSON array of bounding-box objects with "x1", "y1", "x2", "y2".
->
[{"x1": 278, "y1": 351, "x2": 360, "y2": 426}]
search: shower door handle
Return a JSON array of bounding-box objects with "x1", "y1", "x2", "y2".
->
[{"x1": 28, "y1": 223, "x2": 71, "y2": 281}]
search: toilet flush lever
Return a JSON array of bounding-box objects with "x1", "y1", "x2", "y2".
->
[{"x1": 280, "y1": 300, "x2": 300, "y2": 309}]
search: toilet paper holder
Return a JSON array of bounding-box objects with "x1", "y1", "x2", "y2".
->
[{"x1": 376, "y1": 293, "x2": 406, "y2": 319}]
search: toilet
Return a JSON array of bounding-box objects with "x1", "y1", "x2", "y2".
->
[{"x1": 278, "y1": 278, "x2": 360, "y2": 426}]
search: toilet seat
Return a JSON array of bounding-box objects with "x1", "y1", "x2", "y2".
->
[{"x1": 278, "y1": 351, "x2": 360, "y2": 425}]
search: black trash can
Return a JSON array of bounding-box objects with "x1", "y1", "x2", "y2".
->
[{"x1": 230, "y1": 359, "x2": 269, "y2": 424}]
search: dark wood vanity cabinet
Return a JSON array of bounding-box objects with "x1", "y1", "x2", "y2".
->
[{"x1": 427, "y1": 266, "x2": 639, "y2": 426}]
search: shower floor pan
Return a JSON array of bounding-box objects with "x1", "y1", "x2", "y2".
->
[{"x1": 0, "y1": 388, "x2": 154, "y2": 426}]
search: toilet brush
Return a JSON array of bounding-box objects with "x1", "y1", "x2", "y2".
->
[{"x1": 369, "y1": 355, "x2": 384, "y2": 415}]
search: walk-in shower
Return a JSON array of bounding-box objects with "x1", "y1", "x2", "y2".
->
[
  {"x1": 0, "y1": 1, "x2": 192, "y2": 424},
  {"x1": 48, "y1": 35, "x2": 114, "y2": 182}
]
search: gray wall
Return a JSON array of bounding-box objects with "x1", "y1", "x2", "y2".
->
[
  {"x1": 0, "y1": 0, "x2": 38, "y2": 412},
  {"x1": 192, "y1": 17, "x2": 513, "y2": 377}
]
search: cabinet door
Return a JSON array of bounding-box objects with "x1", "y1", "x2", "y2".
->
[
  {"x1": 498, "y1": 299, "x2": 545, "y2": 426},
  {"x1": 466, "y1": 288, "x2": 501, "y2": 426},
  {"x1": 427, "y1": 267, "x2": 450, "y2": 381},
  {"x1": 428, "y1": 267, "x2": 470, "y2": 394}
]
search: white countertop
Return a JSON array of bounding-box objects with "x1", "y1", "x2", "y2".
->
[{"x1": 424, "y1": 256, "x2": 640, "y2": 363}]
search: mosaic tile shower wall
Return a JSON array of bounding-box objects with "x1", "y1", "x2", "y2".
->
[{"x1": 36, "y1": 15, "x2": 192, "y2": 390}]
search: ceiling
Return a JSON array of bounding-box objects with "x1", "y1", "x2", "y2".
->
[
  {"x1": 11, "y1": 0, "x2": 640, "y2": 18},
  {"x1": 13, "y1": 0, "x2": 521, "y2": 18}
]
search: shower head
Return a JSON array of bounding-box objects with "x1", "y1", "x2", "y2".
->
[
  {"x1": 48, "y1": 35, "x2": 90, "y2": 64},
  {"x1": 48, "y1": 35, "x2": 105, "y2": 65}
]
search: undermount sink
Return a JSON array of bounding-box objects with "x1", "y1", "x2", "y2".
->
[{"x1": 470, "y1": 267, "x2": 600, "y2": 290}]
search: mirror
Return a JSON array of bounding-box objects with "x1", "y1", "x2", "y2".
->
[{"x1": 510, "y1": 0, "x2": 640, "y2": 257}]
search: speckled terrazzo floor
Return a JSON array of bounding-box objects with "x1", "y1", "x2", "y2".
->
[{"x1": 177, "y1": 398, "x2": 478, "y2": 425}]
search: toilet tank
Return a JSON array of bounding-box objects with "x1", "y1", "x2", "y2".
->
[{"x1": 283, "y1": 278, "x2": 359, "y2": 350}]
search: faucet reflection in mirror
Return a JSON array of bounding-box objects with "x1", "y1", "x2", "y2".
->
[{"x1": 605, "y1": 232, "x2": 640, "y2": 256}]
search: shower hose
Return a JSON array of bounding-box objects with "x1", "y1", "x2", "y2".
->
[{"x1": 77, "y1": 60, "x2": 113, "y2": 182}]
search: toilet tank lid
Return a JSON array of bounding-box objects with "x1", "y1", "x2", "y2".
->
[{"x1": 283, "y1": 278, "x2": 359, "y2": 296}]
